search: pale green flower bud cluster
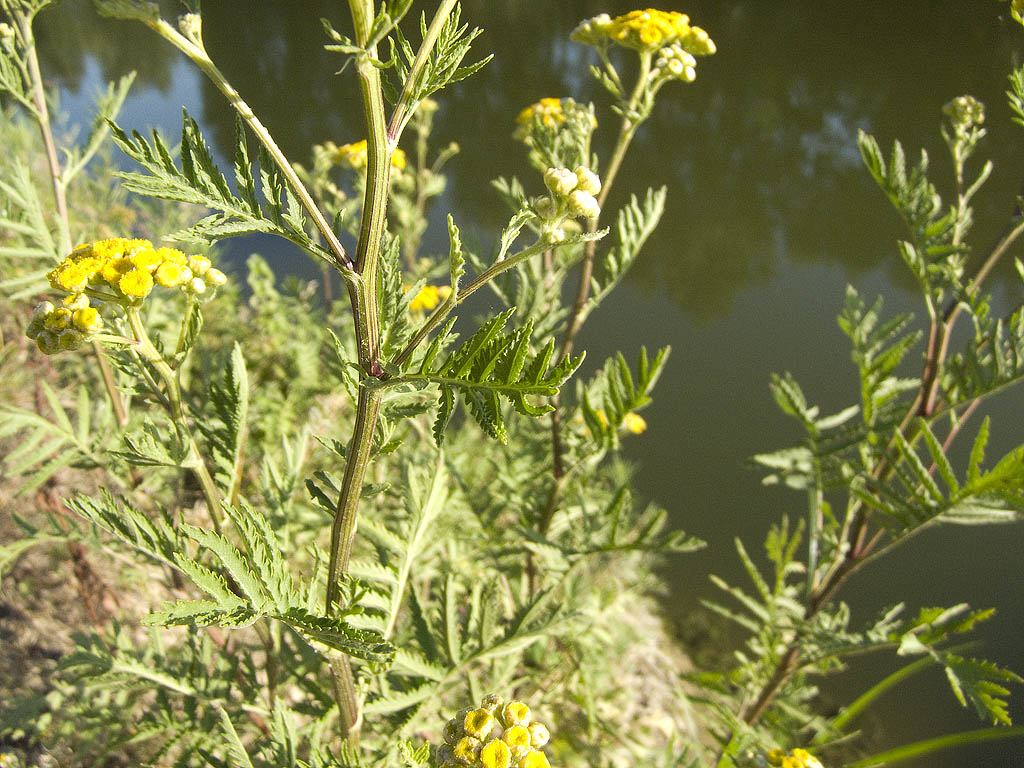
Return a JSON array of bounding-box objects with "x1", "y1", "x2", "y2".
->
[
  {"x1": 943, "y1": 94, "x2": 985, "y2": 132},
  {"x1": 654, "y1": 44, "x2": 697, "y2": 83},
  {"x1": 436, "y1": 694, "x2": 552, "y2": 768},
  {"x1": 569, "y1": 13, "x2": 612, "y2": 47},
  {"x1": 514, "y1": 97, "x2": 597, "y2": 148},
  {"x1": 25, "y1": 295, "x2": 105, "y2": 355},
  {"x1": 535, "y1": 166, "x2": 602, "y2": 243}
]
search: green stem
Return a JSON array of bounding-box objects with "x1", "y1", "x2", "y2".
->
[
  {"x1": 145, "y1": 16, "x2": 355, "y2": 275},
  {"x1": 823, "y1": 643, "x2": 977, "y2": 740},
  {"x1": 387, "y1": 0, "x2": 459, "y2": 142},
  {"x1": 125, "y1": 307, "x2": 223, "y2": 533},
  {"x1": 325, "y1": 387, "x2": 382, "y2": 609},
  {"x1": 843, "y1": 726, "x2": 1024, "y2": 768},
  {"x1": 389, "y1": 237, "x2": 558, "y2": 371},
  {"x1": 557, "y1": 50, "x2": 650, "y2": 364},
  {"x1": 738, "y1": 186, "x2": 1024, "y2": 735},
  {"x1": 540, "y1": 51, "x2": 653, "y2": 550}
]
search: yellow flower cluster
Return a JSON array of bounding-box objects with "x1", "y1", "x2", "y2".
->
[
  {"x1": 334, "y1": 139, "x2": 407, "y2": 171},
  {"x1": 437, "y1": 695, "x2": 551, "y2": 768},
  {"x1": 516, "y1": 98, "x2": 567, "y2": 130},
  {"x1": 766, "y1": 748, "x2": 825, "y2": 768},
  {"x1": 25, "y1": 294, "x2": 103, "y2": 355},
  {"x1": 514, "y1": 97, "x2": 596, "y2": 143},
  {"x1": 572, "y1": 9, "x2": 716, "y2": 56},
  {"x1": 623, "y1": 412, "x2": 647, "y2": 434},
  {"x1": 406, "y1": 284, "x2": 452, "y2": 312},
  {"x1": 46, "y1": 237, "x2": 225, "y2": 304},
  {"x1": 593, "y1": 409, "x2": 647, "y2": 435}
]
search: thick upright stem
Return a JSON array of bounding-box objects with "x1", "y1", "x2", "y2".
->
[{"x1": 325, "y1": 386, "x2": 382, "y2": 609}]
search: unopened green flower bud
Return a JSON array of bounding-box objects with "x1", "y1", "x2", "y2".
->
[
  {"x1": 543, "y1": 226, "x2": 566, "y2": 245},
  {"x1": 27, "y1": 302, "x2": 54, "y2": 338},
  {"x1": 435, "y1": 744, "x2": 455, "y2": 764},
  {"x1": 58, "y1": 329, "x2": 84, "y2": 351},
  {"x1": 206, "y1": 267, "x2": 227, "y2": 287},
  {"x1": 568, "y1": 189, "x2": 600, "y2": 219},
  {"x1": 178, "y1": 12, "x2": 202, "y2": 40},
  {"x1": 570, "y1": 13, "x2": 612, "y2": 46},
  {"x1": 544, "y1": 167, "x2": 578, "y2": 197},
  {"x1": 534, "y1": 195, "x2": 559, "y2": 219},
  {"x1": 442, "y1": 717, "x2": 464, "y2": 745},
  {"x1": 480, "y1": 694, "x2": 504, "y2": 713},
  {"x1": 943, "y1": 94, "x2": 985, "y2": 128},
  {"x1": 188, "y1": 277, "x2": 207, "y2": 294},
  {"x1": 35, "y1": 330, "x2": 59, "y2": 355},
  {"x1": 574, "y1": 166, "x2": 601, "y2": 195}
]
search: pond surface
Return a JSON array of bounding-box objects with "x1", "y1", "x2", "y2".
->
[{"x1": 37, "y1": 2, "x2": 1024, "y2": 765}]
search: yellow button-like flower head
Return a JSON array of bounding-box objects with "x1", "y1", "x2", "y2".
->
[
  {"x1": 44, "y1": 307, "x2": 73, "y2": 331},
  {"x1": 119, "y1": 268, "x2": 155, "y2": 298},
  {"x1": 518, "y1": 750, "x2": 551, "y2": 768},
  {"x1": 463, "y1": 708, "x2": 495, "y2": 740},
  {"x1": 479, "y1": 739, "x2": 511, "y2": 768},
  {"x1": 453, "y1": 736, "x2": 482, "y2": 764},
  {"x1": 155, "y1": 261, "x2": 193, "y2": 288},
  {"x1": 624, "y1": 412, "x2": 647, "y2": 434},
  {"x1": 500, "y1": 700, "x2": 531, "y2": 728},
  {"x1": 131, "y1": 248, "x2": 163, "y2": 271},
  {"x1": 72, "y1": 307, "x2": 103, "y2": 334},
  {"x1": 409, "y1": 284, "x2": 442, "y2": 311},
  {"x1": 607, "y1": 9, "x2": 689, "y2": 50},
  {"x1": 101, "y1": 257, "x2": 133, "y2": 285},
  {"x1": 502, "y1": 725, "x2": 531, "y2": 758}
]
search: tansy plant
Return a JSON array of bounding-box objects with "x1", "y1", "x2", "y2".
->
[{"x1": 1, "y1": 2, "x2": 1023, "y2": 768}]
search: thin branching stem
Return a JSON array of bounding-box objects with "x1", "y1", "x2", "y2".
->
[
  {"x1": 144, "y1": 16, "x2": 356, "y2": 276},
  {"x1": 125, "y1": 306, "x2": 224, "y2": 534},
  {"x1": 387, "y1": 0, "x2": 459, "y2": 142},
  {"x1": 11, "y1": 4, "x2": 129, "y2": 427},
  {"x1": 736, "y1": 193, "x2": 1024, "y2": 731},
  {"x1": 389, "y1": 236, "x2": 562, "y2": 371},
  {"x1": 539, "y1": 52, "x2": 652, "y2": 551}
]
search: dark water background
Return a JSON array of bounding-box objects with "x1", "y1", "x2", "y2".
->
[{"x1": 35, "y1": 2, "x2": 1024, "y2": 765}]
